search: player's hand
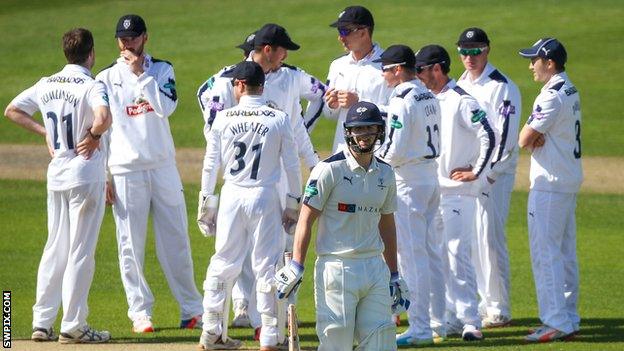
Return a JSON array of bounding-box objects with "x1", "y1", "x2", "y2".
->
[
  {"x1": 282, "y1": 194, "x2": 300, "y2": 235},
  {"x1": 324, "y1": 88, "x2": 339, "y2": 109},
  {"x1": 389, "y1": 272, "x2": 411, "y2": 314},
  {"x1": 450, "y1": 166, "x2": 477, "y2": 182},
  {"x1": 120, "y1": 49, "x2": 145, "y2": 76},
  {"x1": 76, "y1": 132, "x2": 100, "y2": 159},
  {"x1": 276, "y1": 260, "x2": 304, "y2": 299},
  {"x1": 197, "y1": 192, "x2": 219, "y2": 237},
  {"x1": 533, "y1": 134, "x2": 545, "y2": 148},
  {"x1": 337, "y1": 90, "x2": 358, "y2": 109},
  {"x1": 105, "y1": 181, "x2": 115, "y2": 205}
]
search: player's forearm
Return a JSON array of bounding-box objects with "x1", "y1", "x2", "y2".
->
[
  {"x1": 91, "y1": 106, "x2": 112, "y2": 135},
  {"x1": 379, "y1": 213, "x2": 398, "y2": 273},
  {"x1": 292, "y1": 205, "x2": 319, "y2": 265},
  {"x1": 4, "y1": 105, "x2": 46, "y2": 137},
  {"x1": 138, "y1": 74, "x2": 178, "y2": 118}
]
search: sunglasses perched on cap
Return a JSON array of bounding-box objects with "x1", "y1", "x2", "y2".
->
[
  {"x1": 381, "y1": 62, "x2": 406, "y2": 72},
  {"x1": 415, "y1": 63, "x2": 439, "y2": 74},
  {"x1": 337, "y1": 27, "x2": 362, "y2": 37},
  {"x1": 458, "y1": 46, "x2": 488, "y2": 56}
]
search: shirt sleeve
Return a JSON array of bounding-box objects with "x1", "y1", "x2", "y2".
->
[
  {"x1": 10, "y1": 83, "x2": 40, "y2": 116},
  {"x1": 379, "y1": 97, "x2": 406, "y2": 166},
  {"x1": 459, "y1": 97, "x2": 496, "y2": 177},
  {"x1": 87, "y1": 80, "x2": 110, "y2": 108},
  {"x1": 322, "y1": 62, "x2": 340, "y2": 121},
  {"x1": 201, "y1": 77, "x2": 234, "y2": 131},
  {"x1": 200, "y1": 114, "x2": 223, "y2": 195},
  {"x1": 489, "y1": 82, "x2": 522, "y2": 175},
  {"x1": 302, "y1": 162, "x2": 334, "y2": 211},
  {"x1": 527, "y1": 90, "x2": 562, "y2": 134},
  {"x1": 298, "y1": 70, "x2": 326, "y2": 132},
  {"x1": 136, "y1": 62, "x2": 178, "y2": 118},
  {"x1": 280, "y1": 115, "x2": 303, "y2": 198},
  {"x1": 380, "y1": 168, "x2": 397, "y2": 214}
]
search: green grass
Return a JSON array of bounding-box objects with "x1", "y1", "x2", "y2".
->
[
  {"x1": 1, "y1": 0, "x2": 623, "y2": 154},
  {"x1": 1, "y1": 179, "x2": 623, "y2": 349}
]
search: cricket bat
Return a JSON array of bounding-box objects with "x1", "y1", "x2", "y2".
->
[{"x1": 288, "y1": 303, "x2": 300, "y2": 351}]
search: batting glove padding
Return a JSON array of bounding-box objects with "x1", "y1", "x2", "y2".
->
[
  {"x1": 389, "y1": 272, "x2": 411, "y2": 314},
  {"x1": 197, "y1": 193, "x2": 219, "y2": 237},
  {"x1": 276, "y1": 260, "x2": 304, "y2": 299}
]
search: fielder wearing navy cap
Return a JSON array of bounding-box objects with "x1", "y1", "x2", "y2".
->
[
  {"x1": 415, "y1": 44, "x2": 451, "y2": 72},
  {"x1": 223, "y1": 61, "x2": 265, "y2": 87},
  {"x1": 457, "y1": 27, "x2": 490, "y2": 46},
  {"x1": 253, "y1": 23, "x2": 300, "y2": 51},
  {"x1": 330, "y1": 5, "x2": 374, "y2": 28},
  {"x1": 373, "y1": 44, "x2": 416, "y2": 69},
  {"x1": 237, "y1": 31, "x2": 256, "y2": 53},
  {"x1": 519, "y1": 38, "x2": 567, "y2": 67},
  {"x1": 115, "y1": 14, "x2": 146, "y2": 38}
]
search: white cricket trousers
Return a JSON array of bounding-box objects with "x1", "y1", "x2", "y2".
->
[
  {"x1": 428, "y1": 208, "x2": 448, "y2": 333},
  {"x1": 203, "y1": 183, "x2": 283, "y2": 347},
  {"x1": 394, "y1": 178, "x2": 439, "y2": 339},
  {"x1": 315, "y1": 255, "x2": 396, "y2": 351},
  {"x1": 473, "y1": 173, "x2": 513, "y2": 317},
  {"x1": 528, "y1": 190, "x2": 579, "y2": 334},
  {"x1": 111, "y1": 165, "x2": 203, "y2": 321},
  {"x1": 33, "y1": 182, "x2": 105, "y2": 333},
  {"x1": 440, "y1": 194, "x2": 481, "y2": 327}
]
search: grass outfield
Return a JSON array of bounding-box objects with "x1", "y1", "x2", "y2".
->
[
  {"x1": 1, "y1": 0, "x2": 623, "y2": 155},
  {"x1": 1, "y1": 179, "x2": 623, "y2": 350}
]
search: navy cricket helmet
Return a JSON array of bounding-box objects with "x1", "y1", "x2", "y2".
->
[{"x1": 343, "y1": 101, "x2": 385, "y2": 153}]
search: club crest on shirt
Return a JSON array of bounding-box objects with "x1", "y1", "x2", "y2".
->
[
  {"x1": 530, "y1": 104, "x2": 546, "y2": 120},
  {"x1": 377, "y1": 177, "x2": 387, "y2": 189}
]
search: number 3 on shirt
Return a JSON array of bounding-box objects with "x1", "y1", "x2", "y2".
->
[
  {"x1": 230, "y1": 141, "x2": 263, "y2": 179},
  {"x1": 573, "y1": 120, "x2": 581, "y2": 159},
  {"x1": 46, "y1": 112, "x2": 74, "y2": 150}
]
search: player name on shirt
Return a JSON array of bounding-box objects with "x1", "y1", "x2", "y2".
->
[
  {"x1": 40, "y1": 89, "x2": 78, "y2": 107},
  {"x1": 46, "y1": 76, "x2": 86, "y2": 84},
  {"x1": 228, "y1": 121, "x2": 270, "y2": 137}
]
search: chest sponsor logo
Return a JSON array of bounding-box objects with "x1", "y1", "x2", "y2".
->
[
  {"x1": 126, "y1": 103, "x2": 154, "y2": 116},
  {"x1": 337, "y1": 203, "x2": 356, "y2": 213},
  {"x1": 338, "y1": 203, "x2": 381, "y2": 213}
]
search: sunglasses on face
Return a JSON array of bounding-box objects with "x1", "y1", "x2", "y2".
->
[
  {"x1": 415, "y1": 63, "x2": 438, "y2": 74},
  {"x1": 381, "y1": 62, "x2": 406, "y2": 72},
  {"x1": 458, "y1": 46, "x2": 488, "y2": 56},
  {"x1": 337, "y1": 27, "x2": 361, "y2": 37}
]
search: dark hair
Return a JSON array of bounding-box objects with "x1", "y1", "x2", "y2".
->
[
  {"x1": 440, "y1": 62, "x2": 450, "y2": 75},
  {"x1": 62, "y1": 28, "x2": 93, "y2": 64}
]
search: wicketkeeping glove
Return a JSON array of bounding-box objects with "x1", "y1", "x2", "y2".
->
[
  {"x1": 389, "y1": 272, "x2": 411, "y2": 314},
  {"x1": 197, "y1": 192, "x2": 219, "y2": 237},
  {"x1": 275, "y1": 260, "x2": 304, "y2": 299},
  {"x1": 282, "y1": 194, "x2": 300, "y2": 235}
]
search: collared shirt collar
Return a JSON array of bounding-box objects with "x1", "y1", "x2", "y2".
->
[
  {"x1": 438, "y1": 78, "x2": 457, "y2": 95},
  {"x1": 349, "y1": 43, "x2": 383, "y2": 64},
  {"x1": 238, "y1": 94, "x2": 265, "y2": 107},
  {"x1": 542, "y1": 71, "x2": 569, "y2": 92},
  {"x1": 459, "y1": 62, "x2": 495, "y2": 84},
  {"x1": 62, "y1": 64, "x2": 92, "y2": 78},
  {"x1": 391, "y1": 79, "x2": 418, "y2": 98},
  {"x1": 342, "y1": 144, "x2": 380, "y2": 173}
]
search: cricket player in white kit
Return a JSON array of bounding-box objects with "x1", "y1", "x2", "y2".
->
[
  {"x1": 323, "y1": 5, "x2": 392, "y2": 153},
  {"x1": 455, "y1": 27, "x2": 522, "y2": 328},
  {"x1": 276, "y1": 101, "x2": 410, "y2": 351},
  {"x1": 198, "y1": 61, "x2": 302, "y2": 350},
  {"x1": 4, "y1": 28, "x2": 112, "y2": 343},
  {"x1": 415, "y1": 45, "x2": 496, "y2": 341},
  {"x1": 96, "y1": 14, "x2": 203, "y2": 332},
  {"x1": 373, "y1": 45, "x2": 442, "y2": 347},
  {"x1": 197, "y1": 24, "x2": 324, "y2": 334},
  {"x1": 518, "y1": 38, "x2": 582, "y2": 343}
]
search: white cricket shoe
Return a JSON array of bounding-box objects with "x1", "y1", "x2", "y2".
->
[
  {"x1": 198, "y1": 330, "x2": 243, "y2": 350},
  {"x1": 31, "y1": 327, "x2": 57, "y2": 342},
  {"x1": 231, "y1": 301, "x2": 251, "y2": 328},
  {"x1": 525, "y1": 325, "x2": 574, "y2": 343},
  {"x1": 59, "y1": 325, "x2": 111, "y2": 344},
  {"x1": 462, "y1": 324, "x2": 483, "y2": 341},
  {"x1": 132, "y1": 315, "x2": 154, "y2": 333},
  {"x1": 482, "y1": 314, "x2": 512, "y2": 328}
]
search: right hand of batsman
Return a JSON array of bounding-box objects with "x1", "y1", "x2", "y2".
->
[
  {"x1": 275, "y1": 260, "x2": 304, "y2": 299},
  {"x1": 197, "y1": 193, "x2": 218, "y2": 237}
]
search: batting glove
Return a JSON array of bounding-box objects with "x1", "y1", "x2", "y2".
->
[
  {"x1": 282, "y1": 194, "x2": 300, "y2": 235},
  {"x1": 275, "y1": 260, "x2": 304, "y2": 299},
  {"x1": 197, "y1": 192, "x2": 219, "y2": 237},
  {"x1": 389, "y1": 272, "x2": 411, "y2": 314}
]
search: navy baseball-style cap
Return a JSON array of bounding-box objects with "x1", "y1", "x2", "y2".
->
[
  {"x1": 330, "y1": 5, "x2": 374, "y2": 28},
  {"x1": 519, "y1": 38, "x2": 567, "y2": 66},
  {"x1": 373, "y1": 44, "x2": 416, "y2": 68},
  {"x1": 222, "y1": 61, "x2": 265, "y2": 86},
  {"x1": 253, "y1": 24, "x2": 300, "y2": 51},
  {"x1": 236, "y1": 31, "x2": 256, "y2": 53},
  {"x1": 344, "y1": 101, "x2": 384, "y2": 128},
  {"x1": 115, "y1": 14, "x2": 146, "y2": 38},
  {"x1": 415, "y1": 44, "x2": 451, "y2": 69},
  {"x1": 457, "y1": 27, "x2": 490, "y2": 46}
]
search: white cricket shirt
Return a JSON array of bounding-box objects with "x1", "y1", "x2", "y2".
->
[
  {"x1": 303, "y1": 146, "x2": 397, "y2": 258},
  {"x1": 201, "y1": 95, "x2": 301, "y2": 197},
  {"x1": 458, "y1": 63, "x2": 522, "y2": 177},
  {"x1": 436, "y1": 79, "x2": 496, "y2": 196},
  {"x1": 323, "y1": 44, "x2": 393, "y2": 153},
  {"x1": 527, "y1": 72, "x2": 583, "y2": 193},
  {"x1": 378, "y1": 79, "x2": 441, "y2": 182},
  {"x1": 10, "y1": 64, "x2": 109, "y2": 191}
]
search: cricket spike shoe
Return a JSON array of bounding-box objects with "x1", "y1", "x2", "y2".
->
[
  {"x1": 181, "y1": 315, "x2": 203, "y2": 329},
  {"x1": 525, "y1": 325, "x2": 574, "y2": 343},
  {"x1": 132, "y1": 315, "x2": 154, "y2": 333},
  {"x1": 31, "y1": 327, "x2": 57, "y2": 342}
]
